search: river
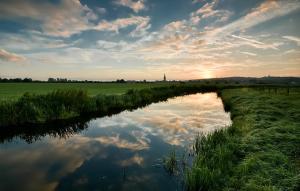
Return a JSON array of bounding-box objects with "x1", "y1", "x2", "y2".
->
[{"x1": 0, "y1": 93, "x2": 231, "y2": 191}]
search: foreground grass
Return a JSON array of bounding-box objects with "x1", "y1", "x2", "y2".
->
[
  {"x1": 0, "y1": 82, "x2": 174, "y2": 101},
  {"x1": 185, "y1": 88, "x2": 300, "y2": 191}
]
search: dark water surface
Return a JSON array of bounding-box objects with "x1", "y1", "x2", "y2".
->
[{"x1": 0, "y1": 93, "x2": 231, "y2": 191}]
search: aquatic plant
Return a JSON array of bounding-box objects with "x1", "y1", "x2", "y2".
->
[{"x1": 163, "y1": 149, "x2": 178, "y2": 175}]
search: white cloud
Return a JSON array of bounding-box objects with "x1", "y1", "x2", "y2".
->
[
  {"x1": 231, "y1": 35, "x2": 280, "y2": 50},
  {"x1": 0, "y1": 49, "x2": 26, "y2": 62},
  {"x1": 163, "y1": 21, "x2": 187, "y2": 31},
  {"x1": 190, "y1": 15, "x2": 201, "y2": 24},
  {"x1": 0, "y1": 0, "x2": 150, "y2": 37},
  {"x1": 97, "y1": 40, "x2": 128, "y2": 50},
  {"x1": 190, "y1": 0, "x2": 232, "y2": 24},
  {"x1": 240, "y1": 51, "x2": 257, "y2": 56},
  {"x1": 283, "y1": 36, "x2": 300, "y2": 46},
  {"x1": 208, "y1": 0, "x2": 300, "y2": 38},
  {"x1": 0, "y1": 0, "x2": 98, "y2": 37},
  {"x1": 95, "y1": 16, "x2": 151, "y2": 37},
  {"x1": 194, "y1": 1, "x2": 217, "y2": 18},
  {"x1": 232, "y1": 35, "x2": 264, "y2": 45},
  {"x1": 283, "y1": 49, "x2": 300, "y2": 55},
  {"x1": 114, "y1": 0, "x2": 146, "y2": 13}
]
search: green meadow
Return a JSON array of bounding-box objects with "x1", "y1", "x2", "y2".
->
[{"x1": 0, "y1": 82, "x2": 173, "y2": 101}]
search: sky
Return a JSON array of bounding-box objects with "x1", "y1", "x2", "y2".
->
[{"x1": 0, "y1": 0, "x2": 299, "y2": 81}]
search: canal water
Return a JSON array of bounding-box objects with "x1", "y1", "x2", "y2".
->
[{"x1": 0, "y1": 93, "x2": 231, "y2": 191}]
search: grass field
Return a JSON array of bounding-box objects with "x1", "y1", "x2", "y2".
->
[
  {"x1": 185, "y1": 88, "x2": 300, "y2": 191},
  {"x1": 0, "y1": 82, "x2": 174, "y2": 101}
]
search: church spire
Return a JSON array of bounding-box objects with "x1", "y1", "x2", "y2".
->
[{"x1": 163, "y1": 74, "x2": 166, "y2": 81}]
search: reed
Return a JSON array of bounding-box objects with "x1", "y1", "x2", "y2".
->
[{"x1": 163, "y1": 150, "x2": 178, "y2": 175}]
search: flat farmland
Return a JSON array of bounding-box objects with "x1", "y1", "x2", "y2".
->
[{"x1": 0, "y1": 82, "x2": 173, "y2": 101}]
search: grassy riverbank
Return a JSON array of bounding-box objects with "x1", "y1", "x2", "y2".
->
[
  {"x1": 0, "y1": 84, "x2": 220, "y2": 127},
  {"x1": 185, "y1": 88, "x2": 300, "y2": 191}
]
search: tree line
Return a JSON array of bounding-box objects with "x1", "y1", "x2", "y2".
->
[{"x1": 0, "y1": 77, "x2": 142, "y2": 83}]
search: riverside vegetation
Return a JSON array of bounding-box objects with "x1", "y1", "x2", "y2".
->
[
  {"x1": 185, "y1": 88, "x2": 300, "y2": 191},
  {"x1": 0, "y1": 83, "x2": 299, "y2": 191},
  {"x1": 0, "y1": 84, "x2": 222, "y2": 127}
]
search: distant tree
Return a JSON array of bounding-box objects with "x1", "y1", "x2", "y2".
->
[
  {"x1": 13, "y1": 78, "x2": 22, "y2": 82},
  {"x1": 48, "y1": 78, "x2": 56, "y2": 82},
  {"x1": 23, "y1": 78, "x2": 32, "y2": 82},
  {"x1": 116, "y1": 79, "x2": 126, "y2": 83}
]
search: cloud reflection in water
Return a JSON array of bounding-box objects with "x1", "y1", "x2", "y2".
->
[
  {"x1": 89, "y1": 93, "x2": 231, "y2": 146},
  {"x1": 0, "y1": 93, "x2": 231, "y2": 191}
]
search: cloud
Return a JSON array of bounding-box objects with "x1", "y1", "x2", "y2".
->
[
  {"x1": 283, "y1": 36, "x2": 300, "y2": 46},
  {"x1": 0, "y1": 0, "x2": 150, "y2": 37},
  {"x1": 163, "y1": 20, "x2": 187, "y2": 31},
  {"x1": 190, "y1": 15, "x2": 201, "y2": 24},
  {"x1": 232, "y1": 35, "x2": 264, "y2": 45},
  {"x1": 95, "y1": 16, "x2": 151, "y2": 37},
  {"x1": 231, "y1": 35, "x2": 280, "y2": 50},
  {"x1": 0, "y1": 32, "x2": 73, "y2": 51},
  {"x1": 208, "y1": 0, "x2": 300, "y2": 38},
  {"x1": 114, "y1": 0, "x2": 146, "y2": 13},
  {"x1": 240, "y1": 51, "x2": 257, "y2": 56},
  {"x1": 95, "y1": 7, "x2": 107, "y2": 15},
  {"x1": 0, "y1": 0, "x2": 98, "y2": 37},
  {"x1": 118, "y1": 154, "x2": 144, "y2": 167},
  {"x1": 283, "y1": 49, "x2": 300, "y2": 55},
  {"x1": 97, "y1": 40, "x2": 128, "y2": 50},
  {"x1": 95, "y1": 134, "x2": 149, "y2": 151},
  {"x1": 194, "y1": 1, "x2": 218, "y2": 18},
  {"x1": 190, "y1": 0, "x2": 232, "y2": 24},
  {"x1": 0, "y1": 49, "x2": 26, "y2": 62},
  {"x1": 139, "y1": 33, "x2": 190, "y2": 55}
]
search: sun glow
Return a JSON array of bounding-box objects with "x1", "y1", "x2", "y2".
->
[{"x1": 202, "y1": 70, "x2": 214, "y2": 79}]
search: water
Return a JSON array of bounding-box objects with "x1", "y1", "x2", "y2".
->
[{"x1": 0, "y1": 93, "x2": 231, "y2": 191}]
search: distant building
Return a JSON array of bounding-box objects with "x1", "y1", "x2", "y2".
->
[{"x1": 163, "y1": 74, "x2": 166, "y2": 81}]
